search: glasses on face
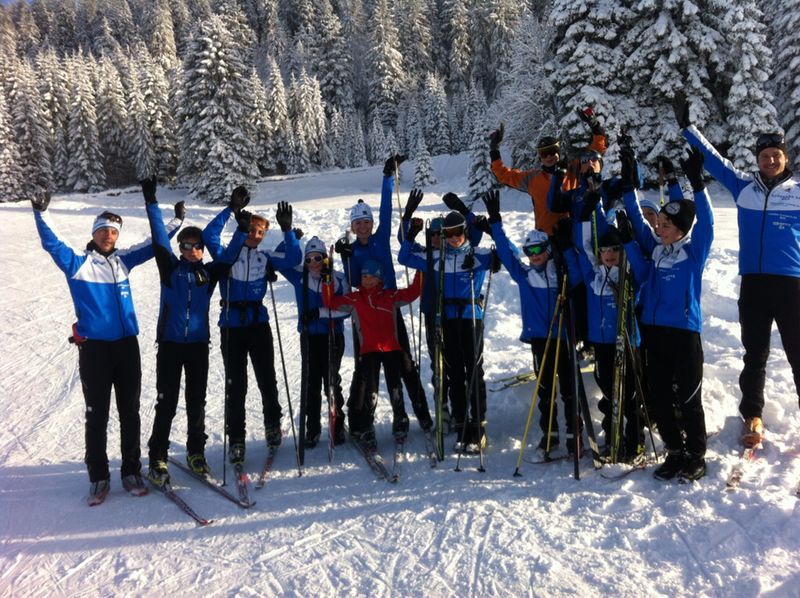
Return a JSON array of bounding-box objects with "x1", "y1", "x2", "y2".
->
[
  {"x1": 179, "y1": 241, "x2": 204, "y2": 251},
  {"x1": 98, "y1": 211, "x2": 123, "y2": 225},
  {"x1": 305, "y1": 255, "x2": 324, "y2": 264},
  {"x1": 523, "y1": 243, "x2": 548, "y2": 256},
  {"x1": 581, "y1": 155, "x2": 601, "y2": 164},
  {"x1": 443, "y1": 227, "x2": 465, "y2": 238},
  {"x1": 599, "y1": 245, "x2": 621, "y2": 253},
  {"x1": 756, "y1": 132, "x2": 784, "y2": 147},
  {"x1": 539, "y1": 149, "x2": 559, "y2": 158}
]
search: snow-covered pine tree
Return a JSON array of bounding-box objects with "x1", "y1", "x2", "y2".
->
[
  {"x1": 169, "y1": 0, "x2": 191, "y2": 56},
  {"x1": 366, "y1": 0, "x2": 405, "y2": 130},
  {"x1": 721, "y1": 0, "x2": 779, "y2": 171},
  {"x1": 328, "y1": 107, "x2": 347, "y2": 168},
  {"x1": 771, "y1": 1, "x2": 800, "y2": 167},
  {"x1": 250, "y1": 70, "x2": 273, "y2": 175},
  {"x1": 441, "y1": 0, "x2": 471, "y2": 95},
  {"x1": 346, "y1": 108, "x2": 367, "y2": 168},
  {"x1": 0, "y1": 8, "x2": 19, "y2": 62},
  {"x1": 413, "y1": 135, "x2": 437, "y2": 187},
  {"x1": 367, "y1": 113, "x2": 387, "y2": 164},
  {"x1": 264, "y1": 55, "x2": 291, "y2": 173},
  {"x1": 421, "y1": 72, "x2": 450, "y2": 155},
  {"x1": 135, "y1": 45, "x2": 178, "y2": 181},
  {"x1": 177, "y1": 15, "x2": 259, "y2": 202},
  {"x1": 0, "y1": 87, "x2": 23, "y2": 202},
  {"x1": 286, "y1": 121, "x2": 310, "y2": 173},
  {"x1": 383, "y1": 127, "x2": 398, "y2": 158},
  {"x1": 12, "y1": 1, "x2": 41, "y2": 59},
  {"x1": 402, "y1": 96, "x2": 421, "y2": 158},
  {"x1": 49, "y1": 0, "x2": 77, "y2": 55},
  {"x1": 126, "y1": 68, "x2": 157, "y2": 180},
  {"x1": 463, "y1": 81, "x2": 489, "y2": 151},
  {"x1": 313, "y1": 0, "x2": 354, "y2": 114},
  {"x1": 398, "y1": 0, "x2": 433, "y2": 90},
  {"x1": 66, "y1": 52, "x2": 106, "y2": 192},
  {"x1": 89, "y1": 12, "x2": 122, "y2": 58},
  {"x1": 96, "y1": 56, "x2": 134, "y2": 185},
  {"x1": 145, "y1": 0, "x2": 178, "y2": 72},
  {"x1": 467, "y1": 121, "x2": 493, "y2": 201}
]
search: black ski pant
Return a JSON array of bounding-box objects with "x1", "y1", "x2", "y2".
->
[
  {"x1": 531, "y1": 336, "x2": 579, "y2": 437},
  {"x1": 738, "y1": 274, "x2": 800, "y2": 418},
  {"x1": 147, "y1": 341, "x2": 209, "y2": 464},
  {"x1": 443, "y1": 318, "x2": 487, "y2": 430},
  {"x1": 348, "y1": 310, "x2": 432, "y2": 429},
  {"x1": 78, "y1": 336, "x2": 142, "y2": 482},
  {"x1": 220, "y1": 323, "x2": 282, "y2": 445},
  {"x1": 349, "y1": 350, "x2": 423, "y2": 434},
  {"x1": 642, "y1": 325, "x2": 707, "y2": 457},
  {"x1": 593, "y1": 342, "x2": 644, "y2": 455},
  {"x1": 300, "y1": 331, "x2": 345, "y2": 439},
  {"x1": 424, "y1": 311, "x2": 451, "y2": 414}
]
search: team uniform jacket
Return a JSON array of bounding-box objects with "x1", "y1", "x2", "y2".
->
[
  {"x1": 322, "y1": 272, "x2": 422, "y2": 354},
  {"x1": 684, "y1": 125, "x2": 800, "y2": 278},
  {"x1": 34, "y1": 209, "x2": 182, "y2": 341},
  {"x1": 398, "y1": 240, "x2": 492, "y2": 320},
  {"x1": 623, "y1": 189, "x2": 714, "y2": 333},
  {"x1": 279, "y1": 266, "x2": 350, "y2": 335},
  {"x1": 491, "y1": 133, "x2": 607, "y2": 234},
  {"x1": 344, "y1": 176, "x2": 399, "y2": 289},
  {"x1": 203, "y1": 207, "x2": 302, "y2": 328},
  {"x1": 147, "y1": 202, "x2": 244, "y2": 344}
]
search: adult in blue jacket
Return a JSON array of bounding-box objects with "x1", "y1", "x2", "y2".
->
[
  {"x1": 677, "y1": 97, "x2": 800, "y2": 449},
  {"x1": 399, "y1": 209, "x2": 494, "y2": 452},
  {"x1": 142, "y1": 178, "x2": 245, "y2": 486},
  {"x1": 620, "y1": 145, "x2": 713, "y2": 481},
  {"x1": 482, "y1": 192, "x2": 583, "y2": 453},
  {"x1": 31, "y1": 191, "x2": 183, "y2": 502},
  {"x1": 203, "y1": 193, "x2": 301, "y2": 464}
]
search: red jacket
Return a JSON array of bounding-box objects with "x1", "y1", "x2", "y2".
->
[{"x1": 323, "y1": 271, "x2": 421, "y2": 355}]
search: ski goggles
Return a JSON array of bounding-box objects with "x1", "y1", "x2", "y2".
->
[
  {"x1": 580, "y1": 151, "x2": 602, "y2": 164},
  {"x1": 522, "y1": 243, "x2": 548, "y2": 256},
  {"x1": 599, "y1": 245, "x2": 621, "y2": 253},
  {"x1": 179, "y1": 241, "x2": 204, "y2": 251},
  {"x1": 756, "y1": 132, "x2": 784, "y2": 148},
  {"x1": 305, "y1": 255, "x2": 324, "y2": 264},
  {"x1": 443, "y1": 226, "x2": 466, "y2": 238},
  {"x1": 538, "y1": 147, "x2": 559, "y2": 158}
]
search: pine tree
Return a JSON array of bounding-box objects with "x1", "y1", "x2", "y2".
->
[
  {"x1": 367, "y1": 0, "x2": 405, "y2": 130},
  {"x1": 413, "y1": 135, "x2": 437, "y2": 187},
  {"x1": 346, "y1": 109, "x2": 367, "y2": 168},
  {"x1": 328, "y1": 106, "x2": 347, "y2": 168},
  {"x1": 771, "y1": 1, "x2": 800, "y2": 167},
  {"x1": 13, "y1": 1, "x2": 41, "y2": 59},
  {"x1": 313, "y1": 0, "x2": 354, "y2": 114},
  {"x1": 421, "y1": 73, "x2": 450, "y2": 155},
  {"x1": 398, "y1": 0, "x2": 433, "y2": 90},
  {"x1": 127, "y1": 68, "x2": 157, "y2": 179},
  {"x1": 136, "y1": 45, "x2": 178, "y2": 181},
  {"x1": 96, "y1": 56, "x2": 134, "y2": 185},
  {"x1": 66, "y1": 53, "x2": 106, "y2": 192},
  {"x1": 177, "y1": 15, "x2": 259, "y2": 202},
  {"x1": 467, "y1": 121, "x2": 493, "y2": 201},
  {"x1": 145, "y1": 0, "x2": 178, "y2": 71},
  {"x1": 35, "y1": 50, "x2": 70, "y2": 190},
  {"x1": 49, "y1": 0, "x2": 77, "y2": 55},
  {"x1": 264, "y1": 55, "x2": 291, "y2": 173},
  {"x1": 367, "y1": 113, "x2": 387, "y2": 164},
  {"x1": 250, "y1": 70, "x2": 273, "y2": 175},
  {"x1": 442, "y1": 0, "x2": 471, "y2": 95},
  {"x1": 0, "y1": 87, "x2": 23, "y2": 202}
]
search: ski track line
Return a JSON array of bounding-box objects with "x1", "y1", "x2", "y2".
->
[
  {"x1": 671, "y1": 520, "x2": 723, "y2": 598},
  {"x1": 469, "y1": 513, "x2": 493, "y2": 597}
]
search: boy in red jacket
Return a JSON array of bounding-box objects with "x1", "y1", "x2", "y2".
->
[{"x1": 323, "y1": 259, "x2": 430, "y2": 450}]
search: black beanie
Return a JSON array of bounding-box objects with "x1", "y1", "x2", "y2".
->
[
  {"x1": 755, "y1": 132, "x2": 788, "y2": 157},
  {"x1": 661, "y1": 200, "x2": 696, "y2": 235},
  {"x1": 598, "y1": 226, "x2": 622, "y2": 247},
  {"x1": 442, "y1": 210, "x2": 466, "y2": 230}
]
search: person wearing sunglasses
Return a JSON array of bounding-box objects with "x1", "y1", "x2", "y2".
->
[
  {"x1": 398, "y1": 210, "x2": 495, "y2": 453},
  {"x1": 488, "y1": 107, "x2": 607, "y2": 235},
  {"x1": 203, "y1": 191, "x2": 301, "y2": 465},
  {"x1": 273, "y1": 236, "x2": 349, "y2": 448},
  {"x1": 30, "y1": 187, "x2": 184, "y2": 504},
  {"x1": 141, "y1": 178, "x2": 246, "y2": 487},
  {"x1": 676, "y1": 93, "x2": 800, "y2": 450},
  {"x1": 620, "y1": 141, "x2": 714, "y2": 482}
]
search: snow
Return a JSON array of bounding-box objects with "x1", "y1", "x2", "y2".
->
[{"x1": 1, "y1": 153, "x2": 799, "y2": 596}]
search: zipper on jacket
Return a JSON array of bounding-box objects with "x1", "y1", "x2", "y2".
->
[
  {"x1": 184, "y1": 268, "x2": 193, "y2": 341},
  {"x1": 107, "y1": 255, "x2": 126, "y2": 337}
]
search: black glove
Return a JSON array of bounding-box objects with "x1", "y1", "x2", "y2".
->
[
  {"x1": 578, "y1": 107, "x2": 603, "y2": 134},
  {"x1": 301, "y1": 307, "x2": 320, "y2": 326},
  {"x1": 489, "y1": 123, "x2": 504, "y2": 151},
  {"x1": 140, "y1": 176, "x2": 157, "y2": 205},
  {"x1": 619, "y1": 148, "x2": 638, "y2": 191},
  {"x1": 265, "y1": 262, "x2": 278, "y2": 283},
  {"x1": 672, "y1": 92, "x2": 691, "y2": 129},
  {"x1": 473, "y1": 215, "x2": 493, "y2": 236},
  {"x1": 482, "y1": 189, "x2": 501, "y2": 224},
  {"x1": 656, "y1": 155, "x2": 677, "y2": 182},
  {"x1": 680, "y1": 146, "x2": 705, "y2": 192},
  {"x1": 442, "y1": 192, "x2": 468, "y2": 215},
  {"x1": 490, "y1": 249, "x2": 502, "y2": 274},
  {"x1": 229, "y1": 185, "x2": 250, "y2": 211},
  {"x1": 174, "y1": 201, "x2": 186, "y2": 220},
  {"x1": 275, "y1": 200, "x2": 292, "y2": 232},
  {"x1": 236, "y1": 209, "x2": 253, "y2": 232},
  {"x1": 579, "y1": 190, "x2": 602, "y2": 221},
  {"x1": 383, "y1": 154, "x2": 407, "y2": 177},
  {"x1": 293, "y1": 227, "x2": 304, "y2": 240},
  {"x1": 407, "y1": 217, "x2": 424, "y2": 242},
  {"x1": 616, "y1": 211, "x2": 633, "y2": 244},
  {"x1": 403, "y1": 189, "x2": 423, "y2": 220},
  {"x1": 551, "y1": 219, "x2": 573, "y2": 252},
  {"x1": 334, "y1": 237, "x2": 353, "y2": 259},
  {"x1": 31, "y1": 191, "x2": 50, "y2": 212}
]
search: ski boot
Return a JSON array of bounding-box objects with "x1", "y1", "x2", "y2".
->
[
  {"x1": 147, "y1": 460, "x2": 170, "y2": 488},
  {"x1": 122, "y1": 473, "x2": 148, "y2": 496},
  {"x1": 392, "y1": 415, "x2": 409, "y2": 442},
  {"x1": 466, "y1": 422, "x2": 487, "y2": 454},
  {"x1": 353, "y1": 427, "x2": 377, "y2": 452},
  {"x1": 537, "y1": 431, "x2": 560, "y2": 452},
  {"x1": 265, "y1": 424, "x2": 282, "y2": 448},
  {"x1": 333, "y1": 422, "x2": 347, "y2": 446},
  {"x1": 678, "y1": 454, "x2": 706, "y2": 482},
  {"x1": 653, "y1": 450, "x2": 685, "y2": 481},
  {"x1": 88, "y1": 478, "x2": 110, "y2": 506},
  {"x1": 741, "y1": 416, "x2": 763, "y2": 448},
  {"x1": 228, "y1": 442, "x2": 246, "y2": 465},
  {"x1": 304, "y1": 432, "x2": 320, "y2": 449},
  {"x1": 187, "y1": 453, "x2": 210, "y2": 476}
]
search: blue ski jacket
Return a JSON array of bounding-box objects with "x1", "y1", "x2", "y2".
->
[
  {"x1": 623, "y1": 188, "x2": 714, "y2": 333},
  {"x1": 683, "y1": 124, "x2": 800, "y2": 278},
  {"x1": 203, "y1": 207, "x2": 302, "y2": 328},
  {"x1": 147, "y1": 202, "x2": 244, "y2": 343},
  {"x1": 34, "y1": 208, "x2": 182, "y2": 341},
  {"x1": 279, "y1": 266, "x2": 349, "y2": 335}
]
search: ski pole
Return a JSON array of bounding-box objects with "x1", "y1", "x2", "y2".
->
[
  {"x1": 393, "y1": 158, "x2": 419, "y2": 361},
  {"x1": 222, "y1": 281, "x2": 231, "y2": 486},
  {"x1": 544, "y1": 294, "x2": 567, "y2": 455},
  {"x1": 268, "y1": 277, "x2": 303, "y2": 477},
  {"x1": 326, "y1": 249, "x2": 337, "y2": 463},
  {"x1": 513, "y1": 274, "x2": 567, "y2": 477}
]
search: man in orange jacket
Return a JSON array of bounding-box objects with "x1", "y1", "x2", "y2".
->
[{"x1": 489, "y1": 108, "x2": 607, "y2": 234}]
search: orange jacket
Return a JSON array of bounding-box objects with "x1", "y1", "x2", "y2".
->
[{"x1": 491, "y1": 133, "x2": 607, "y2": 235}]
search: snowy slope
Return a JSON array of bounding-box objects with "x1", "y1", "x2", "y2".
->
[{"x1": 1, "y1": 154, "x2": 799, "y2": 597}]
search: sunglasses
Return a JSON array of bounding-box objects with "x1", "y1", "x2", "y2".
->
[
  {"x1": 580, "y1": 155, "x2": 601, "y2": 164},
  {"x1": 538, "y1": 148, "x2": 559, "y2": 158},
  {"x1": 305, "y1": 255, "x2": 324, "y2": 264},
  {"x1": 179, "y1": 241, "x2": 204, "y2": 251},
  {"x1": 599, "y1": 245, "x2": 621, "y2": 253},
  {"x1": 523, "y1": 243, "x2": 548, "y2": 256},
  {"x1": 98, "y1": 211, "x2": 123, "y2": 225},
  {"x1": 443, "y1": 227, "x2": 465, "y2": 238}
]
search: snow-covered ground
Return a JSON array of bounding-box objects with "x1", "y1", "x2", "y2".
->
[{"x1": 1, "y1": 154, "x2": 799, "y2": 597}]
